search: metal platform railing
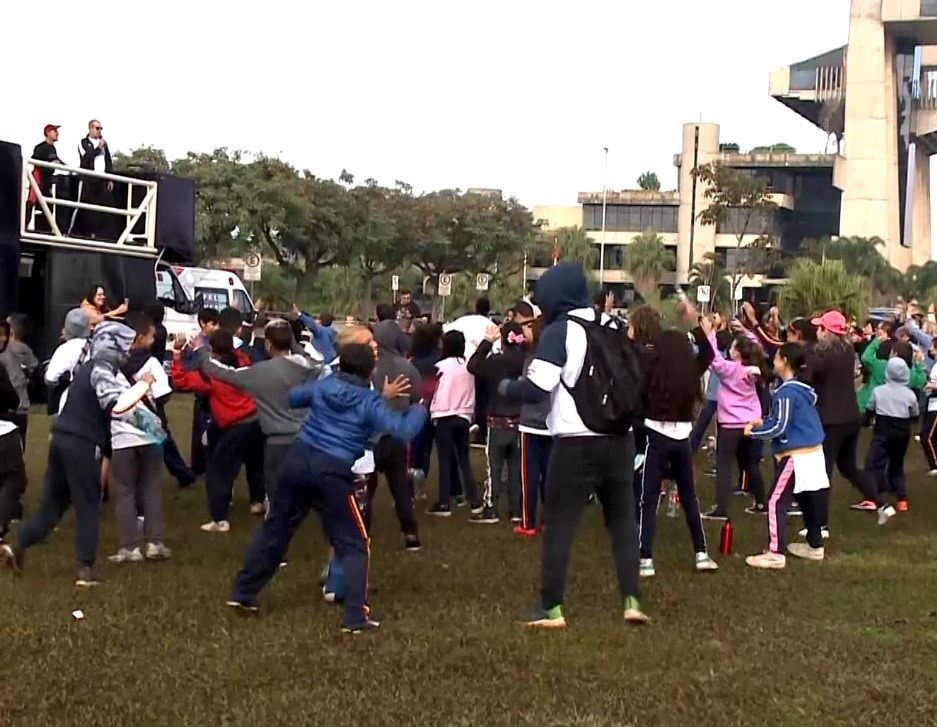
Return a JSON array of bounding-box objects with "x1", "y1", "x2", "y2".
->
[{"x1": 19, "y1": 159, "x2": 159, "y2": 258}]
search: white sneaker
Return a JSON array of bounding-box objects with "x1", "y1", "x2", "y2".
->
[
  {"x1": 787, "y1": 543, "x2": 824, "y2": 561},
  {"x1": 695, "y1": 552, "x2": 719, "y2": 572},
  {"x1": 798, "y1": 527, "x2": 830, "y2": 539},
  {"x1": 145, "y1": 542, "x2": 171, "y2": 560},
  {"x1": 877, "y1": 505, "x2": 896, "y2": 526},
  {"x1": 249, "y1": 502, "x2": 266, "y2": 517},
  {"x1": 745, "y1": 551, "x2": 786, "y2": 569},
  {"x1": 200, "y1": 520, "x2": 231, "y2": 533},
  {"x1": 928, "y1": 469, "x2": 937, "y2": 477},
  {"x1": 639, "y1": 558, "x2": 655, "y2": 578},
  {"x1": 108, "y1": 547, "x2": 143, "y2": 564}
]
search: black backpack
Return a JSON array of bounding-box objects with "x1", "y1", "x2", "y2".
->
[{"x1": 562, "y1": 317, "x2": 642, "y2": 435}]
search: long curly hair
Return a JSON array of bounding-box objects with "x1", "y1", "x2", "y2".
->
[
  {"x1": 628, "y1": 305, "x2": 661, "y2": 347},
  {"x1": 642, "y1": 329, "x2": 702, "y2": 421}
]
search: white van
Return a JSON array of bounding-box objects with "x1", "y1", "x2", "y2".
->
[
  {"x1": 173, "y1": 267, "x2": 256, "y2": 318},
  {"x1": 155, "y1": 263, "x2": 199, "y2": 350}
]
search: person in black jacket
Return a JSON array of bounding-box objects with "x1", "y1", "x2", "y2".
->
[
  {"x1": 74, "y1": 119, "x2": 115, "y2": 240},
  {"x1": 467, "y1": 320, "x2": 527, "y2": 524},
  {"x1": 0, "y1": 361, "x2": 25, "y2": 545}
]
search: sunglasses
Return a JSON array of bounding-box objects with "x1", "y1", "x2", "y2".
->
[{"x1": 93, "y1": 126, "x2": 103, "y2": 131}]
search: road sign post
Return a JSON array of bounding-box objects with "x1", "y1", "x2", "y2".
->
[
  {"x1": 475, "y1": 272, "x2": 489, "y2": 291},
  {"x1": 437, "y1": 273, "x2": 452, "y2": 297},
  {"x1": 243, "y1": 252, "x2": 262, "y2": 282}
]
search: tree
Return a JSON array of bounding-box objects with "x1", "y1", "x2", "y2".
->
[
  {"x1": 542, "y1": 226, "x2": 598, "y2": 270},
  {"x1": 800, "y1": 236, "x2": 898, "y2": 301},
  {"x1": 688, "y1": 251, "x2": 731, "y2": 312},
  {"x1": 748, "y1": 143, "x2": 796, "y2": 154},
  {"x1": 636, "y1": 171, "x2": 661, "y2": 191},
  {"x1": 626, "y1": 231, "x2": 674, "y2": 294},
  {"x1": 779, "y1": 259, "x2": 868, "y2": 321},
  {"x1": 694, "y1": 162, "x2": 778, "y2": 296}
]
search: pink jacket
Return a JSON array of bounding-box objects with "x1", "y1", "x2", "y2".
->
[
  {"x1": 430, "y1": 357, "x2": 475, "y2": 422},
  {"x1": 706, "y1": 333, "x2": 763, "y2": 428}
]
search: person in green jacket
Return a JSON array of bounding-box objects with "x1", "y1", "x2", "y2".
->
[{"x1": 858, "y1": 335, "x2": 926, "y2": 410}]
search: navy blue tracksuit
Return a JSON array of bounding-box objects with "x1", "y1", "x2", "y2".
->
[{"x1": 231, "y1": 442, "x2": 371, "y2": 628}]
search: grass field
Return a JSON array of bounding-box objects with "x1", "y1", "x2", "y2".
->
[{"x1": 2, "y1": 398, "x2": 937, "y2": 727}]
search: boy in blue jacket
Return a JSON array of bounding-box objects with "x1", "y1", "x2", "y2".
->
[
  {"x1": 226, "y1": 342, "x2": 426, "y2": 633},
  {"x1": 744, "y1": 343, "x2": 830, "y2": 570}
]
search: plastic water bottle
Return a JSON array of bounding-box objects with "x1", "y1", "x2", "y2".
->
[
  {"x1": 666, "y1": 487, "x2": 679, "y2": 518},
  {"x1": 719, "y1": 520, "x2": 734, "y2": 555}
]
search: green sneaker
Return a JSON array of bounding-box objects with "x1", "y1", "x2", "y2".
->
[
  {"x1": 623, "y1": 597, "x2": 650, "y2": 625},
  {"x1": 517, "y1": 603, "x2": 566, "y2": 629}
]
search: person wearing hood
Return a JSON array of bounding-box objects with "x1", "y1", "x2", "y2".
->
[
  {"x1": 227, "y1": 341, "x2": 426, "y2": 634},
  {"x1": 199, "y1": 318, "x2": 321, "y2": 509},
  {"x1": 108, "y1": 312, "x2": 172, "y2": 564},
  {"x1": 745, "y1": 344, "x2": 830, "y2": 569},
  {"x1": 1, "y1": 318, "x2": 156, "y2": 587},
  {"x1": 45, "y1": 308, "x2": 92, "y2": 422},
  {"x1": 365, "y1": 320, "x2": 423, "y2": 551},
  {"x1": 466, "y1": 319, "x2": 527, "y2": 525},
  {"x1": 499, "y1": 261, "x2": 648, "y2": 628},
  {"x1": 861, "y1": 356, "x2": 918, "y2": 522},
  {"x1": 857, "y1": 325, "x2": 926, "y2": 411},
  {"x1": 1, "y1": 313, "x2": 39, "y2": 448}
]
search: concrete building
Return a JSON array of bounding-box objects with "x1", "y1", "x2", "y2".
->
[
  {"x1": 532, "y1": 123, "x2": 840, "y2": 299},
  {"x1": 770, "y1": 0, "x2": 937, "y2": 270}
]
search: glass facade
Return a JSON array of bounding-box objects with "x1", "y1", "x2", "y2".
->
[
  {"x1": 582, "y1": 203, "x2": 679, "y2": 233},
  {"x1": 922, "y1": 0, "x2": 937, "y2": 17},
  {"x1": 896, "y1": 40, "x2": 916, "y2": 247}
]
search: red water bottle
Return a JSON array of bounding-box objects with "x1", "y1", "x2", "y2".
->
[{"x1": 719, "y1": 519, "x2": 734, "y2": 555}]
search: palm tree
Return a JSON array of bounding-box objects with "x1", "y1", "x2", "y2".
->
[
  {"x1": 627, "y1": 231, "x2": 674, "y2": 294},
  {"x1": 549, "y1": 226, "x2": 598, "y2": 270},
  {"x1": 688, "y1": 252, "x2": 731, "y2": 311},
  {"x1": 801, "y1": 236, "x2": 899, "y2": 301},
  {"x1": 779, "y1": 259, "x2": 868, "y2": 321}
]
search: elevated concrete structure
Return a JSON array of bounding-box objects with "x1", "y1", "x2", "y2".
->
[{"x1": 770, "y1": 0, "x2": 937, "y2": 270}]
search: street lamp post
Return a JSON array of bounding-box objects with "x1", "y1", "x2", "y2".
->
[{"x1": 599, "y1": 146, "x2": 609, "y2": 290}]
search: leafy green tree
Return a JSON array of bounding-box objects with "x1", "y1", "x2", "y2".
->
[
  {"x1": 800, "y1": 236, "x2": 898, "y2": 301},
  {"x1": 694, "y1": 162, "x2": 778, "y2": 292},
  {"x1": 779, "y1": 259, "x2": 868, "y2": 321},
  {"x1": 540, "y1": 226, "x2": 597, "y2": 270},
  {"x1": 626, "y1": 231, "x2": 674, "y2": 294},
  {"x1": 637, "y1": 171, "x2": 661, "y2": 191}
]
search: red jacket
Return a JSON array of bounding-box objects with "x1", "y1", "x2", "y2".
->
[{"x1": 171, "y1": 352, "x2": 256, "y2": 429}]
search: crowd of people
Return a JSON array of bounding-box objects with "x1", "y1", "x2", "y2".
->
[{"x1": 0, "y1": 263, "x2": 932, "y2": 632}]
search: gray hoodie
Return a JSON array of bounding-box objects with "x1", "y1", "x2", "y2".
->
[
  {"x1": 200, "y1": 353, "x2": 321, "y2": 442},
  {"x1": 1, "y1": 340, "x2": 39, "y2": 413},
  {"x1": 371, "y1": 320, "x2": 422, "y2": 410},
  {"x1": 867, "y1": 357, "x2": 919, "y2": 440}
]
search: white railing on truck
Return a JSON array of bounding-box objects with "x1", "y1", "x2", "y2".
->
[{"x1": 19, "y1": 159, "x2": 159, "y2": 258}]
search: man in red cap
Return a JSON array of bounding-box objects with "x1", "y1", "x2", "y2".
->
[{"x1": 27, "y1": 125, "x2": 64, "y2": 230}]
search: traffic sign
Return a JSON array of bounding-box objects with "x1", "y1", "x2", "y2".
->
[
  {"x1": 476, "y1": 273, "x2": 490, "y2": 291},
  {"x1": 696, "y1": 285, "x2": 711, "y2": 303},
  {"x1": 438, "y1": 273, "x2": 452, "y2": 297},
  {"x1": 391, "y1": 275, "x2": 399, "y2": 291},
  {"x1": 243, "y1": 252, "x2": 262, "y2": 282}
]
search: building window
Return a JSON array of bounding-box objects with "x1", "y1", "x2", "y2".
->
[
  {"x1": 582, "y1": 204, "x2": 678, "y2": 233},
  {"x1": 923, "y1": 0, "x2": 937, "y2": 17},
  {"x1": 716, "y1": 209, "x2": 776, "y2": 236}
]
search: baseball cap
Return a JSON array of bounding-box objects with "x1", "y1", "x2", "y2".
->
[
  {"x1": 43, "y1": 124, "x2": 60, "y2": 135},
  {"x1": 811, "y1": 310, "x2": 847, "y2": 335}
]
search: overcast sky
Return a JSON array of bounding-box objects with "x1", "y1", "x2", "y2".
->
[{"x1": 8, "y1": 0, "x2": 911, "y2": 235}]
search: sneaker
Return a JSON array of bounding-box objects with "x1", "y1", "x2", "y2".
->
[
  {"x1": 623, "y1": 597, "x2": 651, "y2": 625},
  {"x1": 322, "y1": 587, "x2": 337, "y2": 604},
  {"x1": 250, "y1": 502, "x2": 266, "y2": 517},
  {"x1": 745, "y1": 503, "x2": 766, "y2": 515},
  {"x1": 695, "y1": 552, "x2": 719, "y2": 572},
  {"x1": 75, "y1": 567, "x2": 102, "y2": 588},
  {"x1": 787, "y1": 543, "x2": 825, "y2": 561},
  {"x1": 896, "y1": 500, "x2": 909, "y2": 513},
  {"x1": 469, "y1": 507, "x2": 499, "y2": 524},
  {"x1": 877, "y1": 504, "x2": 897, "y2": 526},
  {"x1": 733, "y1": 488, "x2": 748, "y2": 497},
  {"x1": 226, "y1": 597, "x2": 259, "y2": 613},
  {"x1": 510, "y1": 515, "x2": 522, "y2": 525},
  {"x1": 469, "y1": 502, "x2": 484, "y2": 515},
  {"x1": 704, "y1": 468, "x2": 717, "y2": 478},
  {"x1": 797, "y1": 527, "x2": 830, "y2": 539},
  {"x1": 639, "y1": 558, "x2": 655, "y2": 578},
  {"x1": 342, "y1": 619, "x2": 381, "y2": 634},
  {"x1": 517, "y1": 604, "x2": 566, "y2": 629},
  {"x1": 200, "y1": 520, "x2": 231, "y2": 533},
  {"x1": 850, "y1": 500, "x2": 877, "y2": 511},
  {"x1": 404, "y1": 534, "x2": 422, "y2": 552},
  {"x1": 745, "y1": 551, "x2": 786, "y2": 569},
  {"x1": 0, "y1": 541, "x2": 23, "y2": 574},
  {"x1": 107, "y1": 547, "x2": 143, "y2": 564},
  {"x1": 787, "y1": 506, "x2": 802, "y2": 518},
  {"x1": 145, "y1": 542, "x2": 172, "y2": 561},
  {"x1": 928, "y1": 469, "x2": 937, "y2": 477},
  {"x1": 453, "y1": 496, "x2": 467, "y2": 508},
  {"x1": 701, "y1": 506, "x2": 728, "y2": 521},
  {"x1": 427, "y1": 504, "x2": 452, "y2": 518},
  {"x1": 513, "y1": 525, "x2": 537, "y2": 538}
]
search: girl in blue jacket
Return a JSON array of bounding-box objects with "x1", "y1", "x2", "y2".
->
[{"x1": 744, "y1": 343, "x2": 830, "y2": 570}]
